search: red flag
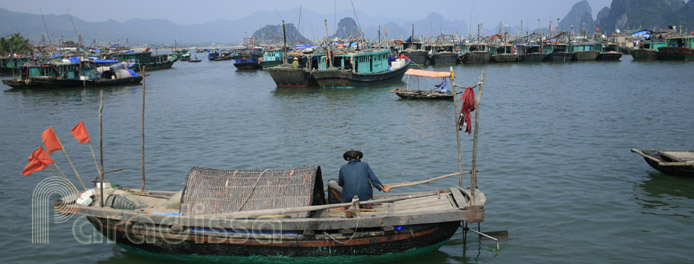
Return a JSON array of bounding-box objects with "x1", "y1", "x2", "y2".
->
[
  {"x1": 29, "y1": 146, "x2": 54, "y2": 165},
  {"x1": 22, "y1": 158, "x2": 47, "y2": 176},
  {"x1": 42, "y1": 127, "x2": 62, "y2": 153},
  {"x1": 71, "y1": 121, "x2": 90, "y2": 144}
]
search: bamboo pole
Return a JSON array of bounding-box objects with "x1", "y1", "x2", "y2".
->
[
  {"x1": 390, "y1": 171, "x2": 472, "y2": 189},
  {"x1": 141, "y1": 66, "x2": 146, "y2": 192},
  {"x1": 450, "y1": 66, "x2": 464, "y2": 187},
  {"x1": 205, "y1": 192, "x2": 436, "y2": 218},
  {"x1": 470, "y1": 71, "x2": 485, "y2": 205},
  {"x1": 99, "y1": 90, "x2": 104, "y2": 207}
]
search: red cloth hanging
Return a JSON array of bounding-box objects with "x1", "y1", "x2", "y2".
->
[{"x1": 460, "y1": 87, "x2": 475, "y2": 134}]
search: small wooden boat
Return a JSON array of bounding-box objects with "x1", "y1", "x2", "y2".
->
[
  {"x1": 188, "y1": 59, "x2": 202, "y2": 63},
  {"x1": 631, "y1": 149, "x2": 694, "y2": 177},
  {"x1": 54, "y1": 166, "x2": 485, "y2": 257},
  {"x1": 390, "y1": 69, "x2": 453, "y2": 100}
]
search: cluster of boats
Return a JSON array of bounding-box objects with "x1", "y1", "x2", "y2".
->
[{"x1": 1, "y1": 48, "x2": 178, "y2": 89}]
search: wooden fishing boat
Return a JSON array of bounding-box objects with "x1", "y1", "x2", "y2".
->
[
  {"x1": 544, "y1": 43, "x2": 573, "y2": 62},
  {"x1": 2, "y1": 60, "x2": 142, "y2": 89},
  {"x1": 491, "y1": 44, "x2": 518, "y2": 63},
  {"x1": 461, "y1": 43, "x2": 491, "y2": 64},
  {"x1": 54, "y1": 165, "x2": 486, "y2": 257},
  {"x1": 266, "y1": 63, "x2": 317, "y2": 87},
  {"x1": 571, "y1": 43, "x2": 600, "y2": 61},
  {"x1": 233, "y1": 49, "x2": 263, "y2": 70},
  {"x1": 658, "y1": 35, "x2": 694, "y2": 61},
  {"x1": 109, "y1": 50, "x2": 178, "y2": 71},
  {"x1": 260, "y1": 49, "x2": 284, "y2": 69},
  {"x1": 596, "y1": 43, "x2": 623, "y2": 61},
  {"x1": 312, "y1": 49, "x2": 410, "y2": 88},
  {"x1": 517, "y1": 44, "x2": 546, "y2": 62},
  {"x1": 632, "y1": 36, "x2": 666, "y2": 61},
  {"x1": 390, "y1": 69, "x2": 453, "y2": 100},
  {"x1": 399, "y1": 41, "x2": 428, "y2": 65},
  {"x1": 429, "y1": 44, "x2": 458, "y2": 65},
  {"x1": 631, "y1": 149, "x2": 694, "y2": 177}
]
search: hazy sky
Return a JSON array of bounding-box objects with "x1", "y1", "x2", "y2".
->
[{"x1": 4, "y1": 0, "x2": 613, "y2": 27}]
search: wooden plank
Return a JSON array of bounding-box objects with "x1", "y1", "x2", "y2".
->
[{"x1": 449, "y1": 186, "x2": 468, "y2": 208}]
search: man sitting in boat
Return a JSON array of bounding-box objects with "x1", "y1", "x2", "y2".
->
[
  {"x1": 436, "y1": 78, "x2": 451, "y2": 93},
  {"x1": 336, "y1": 150, "x2": 391, "y2": 206}
]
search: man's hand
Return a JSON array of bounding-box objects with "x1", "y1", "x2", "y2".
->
[{"x1": 382, "y1": 185, "x2": 391, "y2": 192}]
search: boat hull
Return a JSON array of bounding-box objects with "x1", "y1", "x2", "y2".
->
[
  {"x1": 461, "y1": 52, "x2": 491, "y2": 64},
  {"x1": 234, "y1": 62, "x2": 261, "y2": 70},
  {"x1": 266, "y1": 66, "x2": 317, "y2": 87},
  {"x1": 597, "y1": 52, "x2": 623, "y2": 61},
  {"x1": 545, "y1": 52, "x2": 573, "y2": 62},
  {"x1": 492, "y1": 54, "x2": 519, "y2": 63},
  {"x1": 658, "y1": 47, "x2": 694, "y2": 61},
  {"x1": 635, "y1": 149, "x2": 694, "y2": 177},
  {"x1": 260, "y1": 60, "x2": 282, "y2": 69},
  {"x1": 631, "y1": 49, "x2": 659, "y2": 61},
  {"x1": 312, "y1": 62, "x2": 410, "y2": 88},
  {"x1": 87, "y1": 216, "x2": 460, "y2": 257},
  {"x1": 399, "y1": 50, "x2": 428, "y2": 65},
  {"x1": 429, "y1": 52, "x2": 458, "y2": 65},
  {"x1": 519, "y1": 53, "x2": 547, "y2": 62},
  {"x1": 572, "y1": 51, "x2": 600, "y2": 61},
  {"x1": 391, "y1": 89, "x2": 453, "y2": 100}
]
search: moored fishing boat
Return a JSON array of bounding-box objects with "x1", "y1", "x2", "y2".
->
[
  {"x1": 233, "y1": 48, "x2": 262, "y2": 70},
  {"x1": 461, "y1": 43, "x2": 491, "y2": 64},
  {"x1": 571, "y1": 43, "x2": 600, "y2": 61},
  {"x1": 312, "y1": 49, "x2": 410, "y2": 88},
  {"x1": 398, "y1": 40, "x2": 428, "y2": 65},
  {"x1": 260, "y1": 48, "x2": 283, "y2": 69},
  {"x1": 632, "y1": 32, "x2": 667, "y2": 61},
  {"x1": 631, "y1": 149, "x2": 694, "y2": 177},
  {"x1": 491, "y1": 44, "x2": 518, "y2": 63},
  {"x1": 2, "y1": 59, "x2": 141, "y2": 89},
  {"x1": 429, "y1": 42, "x2": 458, "y2": 65},
  {"x1": 544, "y1": 43, "x2": 572, "y2": 62},
  {"x1": 518, "y1": 44, "x2": 546, "y2": 62},
  {"x1": 596, "y1": 43, "x2": 623, "y2": 61},
  {"x1": 658, "y1": 34, "x2": 694, "y2": 61},
  {"x1": 109, "y1": 50, "x2": 178, "y2": 71}
]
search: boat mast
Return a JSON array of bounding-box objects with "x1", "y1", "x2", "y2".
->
[
  {"x1": 282, "y1": 20, "x2": 288, "y2": 65},
  {"x1": 324, "y1": 19, "x2": 332, "y2": 68}
]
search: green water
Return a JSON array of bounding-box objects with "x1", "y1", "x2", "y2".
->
[{"x1": 1, "y1": 56, "x2": 693, "y2": 263}]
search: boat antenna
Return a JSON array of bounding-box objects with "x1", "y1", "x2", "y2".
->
[
  {"x1": 39, "y1": 8, "x2": 54, "y2": 47},
  {"x1": 350, "y1": 0, "x2": 364, "y2": 40},
  {"x1": 469, "y1": 0, "x2": 474, "y2": 39},
  {"x1": 297, "y1": 5, "x2": 302, "y2": 45}
]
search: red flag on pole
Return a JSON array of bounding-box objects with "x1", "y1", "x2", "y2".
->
[
  {"x1": 29, "y1": 146, "x2": 54, "y2": 165},
  {"x1": 22, "y1": 158, "x2": 47, "y2": 176},
  {"x1": 42, "y1": 127, "x2": 62, "y2": 153},
  {"x1": 71, "y1": 121, "x2": 90, "y2": 144}
]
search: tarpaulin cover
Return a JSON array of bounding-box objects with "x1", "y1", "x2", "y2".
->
[
  {"x1": 180, "y1": 166, "x2": 325, "y2": 217},
  {"x1": 405, "y1": 68, "x2": 451, "y2": 78}
]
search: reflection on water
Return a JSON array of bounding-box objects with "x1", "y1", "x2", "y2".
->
[{"x1": 635, "y1": 172, "x2": 694, "y2": 218}]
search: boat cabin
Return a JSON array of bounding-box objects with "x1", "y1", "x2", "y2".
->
[
  {"x1": 666, "y1": 35, "x2": 694, "y2": 49},
  {"x1": 316, "y1": 49, "x2": 391, "y2": 74}
]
